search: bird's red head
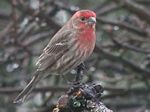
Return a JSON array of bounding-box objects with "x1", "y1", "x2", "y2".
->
[
  {"x1": 75, "y1": 10, "x2": 96, "y2": 19},
  {"x1": 71, "y1": 10, "x2": 96, "y2": 30}
]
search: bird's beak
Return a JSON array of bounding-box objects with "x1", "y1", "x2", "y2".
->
[{"x1": 88, "y1": 17, "x2": 96, "y2": 25}]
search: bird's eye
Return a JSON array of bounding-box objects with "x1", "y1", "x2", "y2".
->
[{"x1": 80, "y1": 17, "x2": 86, "y2": 21}]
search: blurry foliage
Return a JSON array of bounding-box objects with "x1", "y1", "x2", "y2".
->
[{"x1": 0, "y1": 0, "x2": 150, "y2": 112}]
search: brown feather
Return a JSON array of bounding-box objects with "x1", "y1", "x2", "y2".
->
[{"x1": 36, "y1": 30, "x2": 74, "y2": 71}]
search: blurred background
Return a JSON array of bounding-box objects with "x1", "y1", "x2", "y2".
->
[{"x1": 0, "y1": 0, "x2": 150, "y2": 112}]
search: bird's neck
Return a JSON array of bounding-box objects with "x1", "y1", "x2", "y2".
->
[
  {"x1": 77, "y1": 28, "x2": 96, "y2": 52},
  {"x1": 80, "y1": 28, "x2": 95, "y2": 41}
]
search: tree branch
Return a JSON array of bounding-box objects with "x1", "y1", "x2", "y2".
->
[
  {"x1": 97, "y1": 17, "x2": 149, "y2": 37},
  {"x1": 114, "y1": 0, "x2": 150, "y2": 24}
]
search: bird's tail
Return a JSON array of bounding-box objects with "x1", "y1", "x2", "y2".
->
[{"x1": 13, "y1": 71, "x2": 41, "y2": 103}]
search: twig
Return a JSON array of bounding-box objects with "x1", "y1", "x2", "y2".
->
[
  {"x1": 110, "y1": 34, "x2": 150, "y2": 54},
  {"x1": 113, "y1": 0, "x2": 150, "y2": 24},
  {"x1": 0, "y1": 10, "x2": 10, "y2": 20},
  {"x1": 97, "y1": 3, "x2": 123, "y2": 16},
  {"x1": 136, "y1": 0, "x2": 150, "y2": 4},
  {"x1": 97, "y1": 17, "x2": 149, "y2": 37},
  {"x1": 0, "y1": 86, "x2": 67, "y2": 95},
  {"x1": 94, "y1": 46, "x2": 150, "y2": 78},
  {"x1": 0, "y1": 86, "x2": 149, "y2": 95},
  {"x1": 23, "y1": 31, "x2": 51, "y2": 46}
]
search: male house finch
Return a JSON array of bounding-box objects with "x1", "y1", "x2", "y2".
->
[{"x1": 14, "y1": 10, "x2": 96, "y2": 103}]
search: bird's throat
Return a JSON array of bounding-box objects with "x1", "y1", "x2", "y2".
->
[{"x1": 78, "y1": 28, "x2": 96, "y2": 51}]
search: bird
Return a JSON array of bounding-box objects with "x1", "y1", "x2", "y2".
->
[{"x1": 14, "y1": 10, "x2": 96, "y2": 103}]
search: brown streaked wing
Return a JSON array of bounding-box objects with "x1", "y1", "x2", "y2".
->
[{"x1": 36, "y1": 30, "x2": 73, "y2": 71}]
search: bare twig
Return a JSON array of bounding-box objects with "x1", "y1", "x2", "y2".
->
[
  {"x1": 113, "y1": 0, "x2": 150, "y2": 24},
  {"x1": 97, "y1": 3, "x2": 123, "y2": 16},
  {"x1": 97, "y1": 17, "x2": 149, "y2": 37},
  {"x1": 94, "y1": 46, "x2": 150, "y2": 78}
]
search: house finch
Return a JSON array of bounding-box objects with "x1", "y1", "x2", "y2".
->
[{"x1": 14, "y1": 10, "x2": 96, "y2": 103}]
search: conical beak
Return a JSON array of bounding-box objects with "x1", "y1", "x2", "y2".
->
[{"x1": 88, "y1": 17, "x2": 96, "y2": 25}]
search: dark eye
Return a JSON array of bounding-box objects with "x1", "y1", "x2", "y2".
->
[{"x1": 80, "y1": 17, "x2": 86, "y2": 21}]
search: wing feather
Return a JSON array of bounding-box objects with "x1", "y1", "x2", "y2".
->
[{"x1": 36, "y1": 30, "x2": 73, "y2": 71}]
